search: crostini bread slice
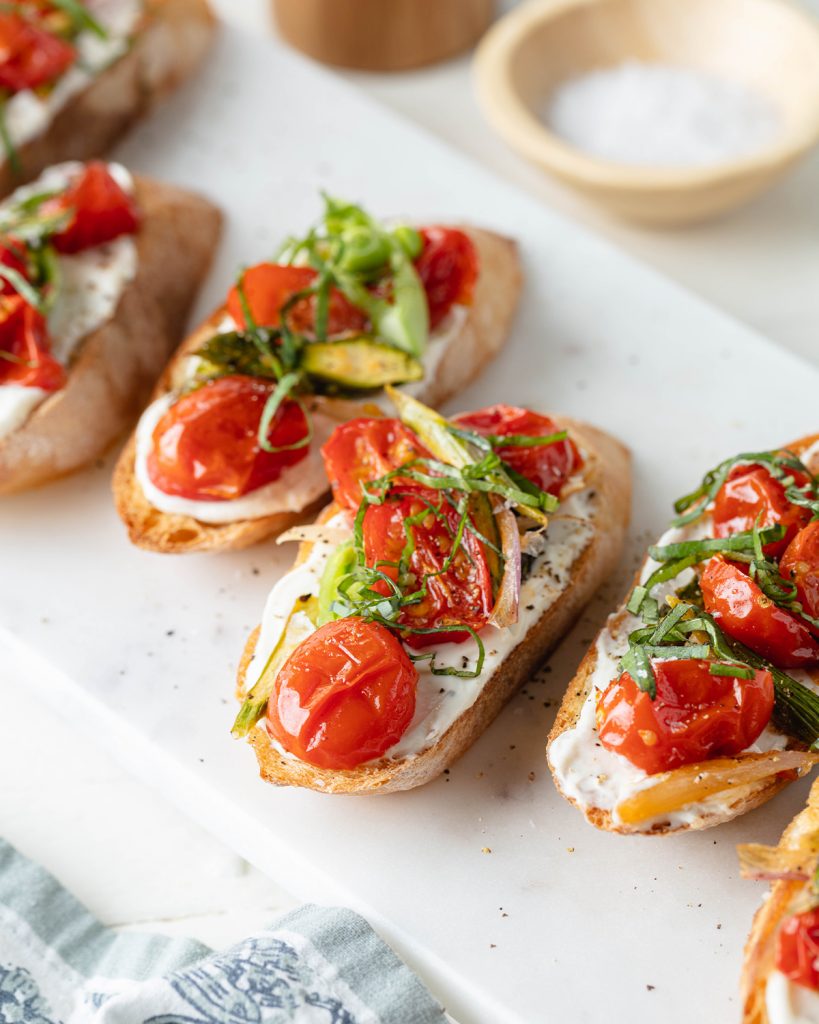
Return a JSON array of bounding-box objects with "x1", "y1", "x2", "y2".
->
[
  {"x1": 0, "y1": 175, "x2": 222, "y2": 495},
  {"x1": 740, "y1": 777, "x2": 819, "y2": 1024},
  {"x1": 112, "y1": 225, "x2": 523, "y2": 554},
  {"x1": 235, "y1": 417, "x2": 631, "y2": 795},
  {"x1": 0, "y1": 0, "x2": 216, "y2": 196},
  {"x1": 547, "y1": 433, "x2": 819, "y2": 836}
]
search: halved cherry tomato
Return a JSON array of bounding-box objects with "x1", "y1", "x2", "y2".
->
[
  {"x1": 0, "y1": 295, "x2": 64, "y2": 390},
  {"x1": 596, "y1": 658, "x2": 774, "y2": 774},
  {"x1": 267, "y1": 617, "x2": 417, "y2": 770},
  {"x1": 415, "y1": 227, "x2": 479, "y2": 331},
  {"x1": 362, "y1": 491, "x2": 493, "y2": 649},
  {"x1": 713, "y1": 463, "x2": 812, "y2": 557},
  {"x1": 700, "y1": 557, "x2": 819, "y2": 668},
  {"x1": 781, "y1": 522, "x2": 819, "y2": 627},
  {"x1": 146, "y1": 375, "x2": 308, "y2": 501},
  {"x1": 0, "y1": 14, "x2": 74, "y2": 93},
  {"x1": 454, "y1": 405, "x2": 580, "y2": 496},
  {"x1": 776, "y1": 908, "x2": 819, "y2": 991},
  {"x1": 45, "y1": 162, "x2": 140, "y2": 254},
  {"x1": 0, "y1": 236, "x2": 30, "y2": 296},
  {"x1": 321, "y1": 416, "x2": 430, "y2": 511},
  {"x1": 226, "y1": 264, "x2": 368, "y2": 337}
]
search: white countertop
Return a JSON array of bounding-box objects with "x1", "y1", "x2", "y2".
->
[{"x1": 3, "y1": 0, "x2": 818, "y2": 1015}]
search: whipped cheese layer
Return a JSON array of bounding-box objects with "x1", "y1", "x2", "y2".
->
[
  {"x1": 549, "y1": 443, "x2": 819, "y2": 831},
  {"x1": 766, "y1": 970, "x2": 819, "y2": 1024},
  {"x1": 4, "y1": 0, "x2": 143, "y2": 152},
  {"x1": 0, "y1": 162, "x2": 138, "y2": 440},
  {"x1": 246, "y1": 487, "x2": 598, "y2": 768},
  {"x1": 134, "y1": 304, "x2": 469, "y2": 522}
]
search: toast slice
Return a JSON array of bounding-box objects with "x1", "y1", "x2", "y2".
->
[
  {"x1": 0, "y1": 0, "x2": 216, "y2": 195},
  {"x1": 548, "y1": 433, "x2": 819, "y2": 836},
  {"x1": 113, "y1": 226, "x2": 523, "y2": 554},
  {"x1": 0, "y1": 174, "x2": 222, "y2": 494},
  {"x1": 236, "y1": 417, "x2": 631, "y2": 794}
]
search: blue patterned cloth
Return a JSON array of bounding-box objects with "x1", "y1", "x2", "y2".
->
[{"x1": 0, "y1": 840, "x2": 447, "y2": 1024}]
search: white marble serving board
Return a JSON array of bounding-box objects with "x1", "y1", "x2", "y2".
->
[{"x1": 2, "y1": 23, "x2": 818, "y2": 1024}]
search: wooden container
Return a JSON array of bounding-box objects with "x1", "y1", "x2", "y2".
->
[
  {"x1": 474, "y1": 0, "x2": 819, "y2": 225},
  {"x1": 273, "y1": 0, "x2": 495, "y2": 71}
]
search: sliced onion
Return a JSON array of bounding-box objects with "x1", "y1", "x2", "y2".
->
[
  {"x1": 277, "y1": 524, "x2": 351, "y2": 546},
  {"x1": 737, "y1": 843, "x2": 817, "y2": 882},
  {"x1": 489, "y1": 507, "x2": 521, "y2": 628}
]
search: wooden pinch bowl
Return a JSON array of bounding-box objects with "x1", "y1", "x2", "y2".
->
[
  {"x1": 273, "y1": 0, "x2": 495, "y2": 72},
  {"x1": 473, "y1": 0, "x2": 819, "y2": 225}
]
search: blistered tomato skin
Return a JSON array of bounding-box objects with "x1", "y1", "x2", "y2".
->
[
  {"x1": 267, "y1": 617, "x2": 417, "y2": 770},
  {"x1": 700, "y1": 557, "x2": 819, "y2": 668},
  {"x1": 147, "y1": 375, "x2": 309, "y2": 501},
  {"x1": 362, "y1": 492, "x2": 493, "y2": 649},
  {"x1": 776, "y1": 909, "x2": 819, "y2": 991},
  {"x1": 0, "y1": 295, "x2": 65, "y2": 390},
  {"x1": 47, "y1": 163, "x2": 140, "y2": 254},
  {"x1": 415, "y1": 227, "x2": 479, "y2": 330},
  {"x1": 454, "y1": 405, "x2": 580, "y2": 496},
  {"x1": 596, "y1": 658, "x2": 774, "y2": 775},
  {"x1": 320, "y1": 417, "x2": 430, "y2": 511},
  {"x1": 226, "y1": 263, "x2": 368, "y2": 337},
  {"x1": 781, "y1": 522, "x2": 819, "y2": 628},
  {"x1": 0, "y1": 14, "x2": 75, "y2": 93},
  {"x1": 712, "y1": 464, "x2": 812, "y2": 557}
]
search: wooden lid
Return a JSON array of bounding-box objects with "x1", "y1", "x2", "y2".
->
[{"x1": 273, "y1": 0, "x2": 495, "y2": 71}]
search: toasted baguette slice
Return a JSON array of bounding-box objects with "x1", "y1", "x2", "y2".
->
[
  {"x1": 113, "y1": 226, "x2": 523, "y2": 554},
  {"x1": 235, "y1": 417, "x2": 631, "y2": 795},
  {"x1": 740, "y1": 777, "x2": 819, "y2": 1024},
  {"x1": 0, "y1": 0, "x2": 216, "y2": 196},
  {"x1": 0, "y1": 175, "x2": 222, "y2": 495},
  {"x1": 548, "y1": 433, "x2": 819, "y2": 836}
]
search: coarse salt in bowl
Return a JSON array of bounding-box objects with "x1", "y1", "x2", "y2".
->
[{"x1": 473, "y1": 0, "x2": 819, "y2": 225}]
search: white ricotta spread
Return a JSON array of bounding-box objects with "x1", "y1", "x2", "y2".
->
[
  {"x1": 133, "y1": 392, "x2": 340, "y2": 525},
  {"x1": 3, "y1": 0, "x2": 143, "y2": 152},
  {"x1": 0, "y1": 384, "x2": 48, "y2": 435},
  {"x1": 767, "y1": 970, "x2": 819, "y2": 1024},
  {"x1": 133, "y1": 304, "x2": 469, "y2": 522},
  {"x1": 0, "y1": 161, "x2": 138, "y2": 440},
  {"x1": 247, "y1": 488, "x2": 598, "y2": 765},
  {"x1": 548, "y1": 501, "x2": 815, "y2": 831}
]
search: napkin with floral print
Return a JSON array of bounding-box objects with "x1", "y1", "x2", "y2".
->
[{"x1": 0, "y1": 839, "x2": 447, "y2": 1024}]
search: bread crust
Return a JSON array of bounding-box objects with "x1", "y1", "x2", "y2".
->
[
  {"x1": 112, "y1": 225, "x2": 523, "y2": 554},
  {"x1": 0, "y1": 174, "x2": 222, "y2": 494},
  {"x1": 547, "y1": 433, "x2": 819, "y2": 836},
  {"x1": 741, "y1": 777, "x2": 819, "y2": 1024},
  {"x1": 235, "y1": 417, "x2": 631, "y2": 794},
  {"x1": 0, "y1": 0, "x2": 216, "y2": 195}
]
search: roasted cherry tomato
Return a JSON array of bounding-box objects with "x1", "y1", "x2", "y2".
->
[
  {"x1": 454, "y1": 404, "x2": 580, "y2": 497},
  {"x1": 712, "y1": 463, "x2": 812, "y2": 557},
  {"x1": 267, "y1": 617, "x2": 417, "y2": 770},
  {"x1": 700, "y1": 557, "x2": 819, "y2": 668},
  {"x1": 596, "y1": 658, "x2": 774, "y2": 775},
  {"x1": 362, "y1": 491, "x2": 493, "y2": 649},
  {"x1": 0, "y1": 295, "x2": 64, "y2": 390},
  {"x1": 0, "y1": 236, "x2": 30, "y2": 296},
  {"x1": 776, "y1": 908, "x2": 819, "y2": 991},
  {"x1": 45, "y1": 162, "x2": 140, "y2": 254},
  {"x1": 226, "y1": 263, "x2": 368, "y2": 337},
  {"x1": 321, "y1": 416, "x2": 430, "y2": 511},
  {"x1": 781, "y1": 522, "x2": 819, "y2": 627},
  {"x1": 415, "y1": 227, "x2": 478, "y2": 330},
  {"x1": 146, "y1": 375, "x2": 309, "y2": 501},
  {"x1": 0, "y1": 14, "x2": 74, "y2": 93}
]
